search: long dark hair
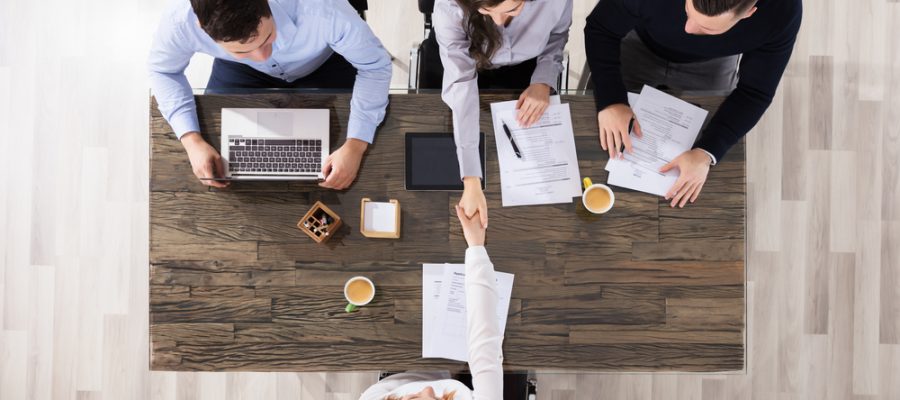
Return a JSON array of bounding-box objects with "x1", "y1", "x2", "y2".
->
[{"x1": 456, "y1": 0, "x2": 526, "y2": 70}]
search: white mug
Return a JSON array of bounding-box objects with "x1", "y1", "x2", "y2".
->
[
  {"x1": 343, "y1": 276, "x2": 375, "y2": 313},
  {"x1": 582, "y1": 177, "x2": 615, "y2": 214}
]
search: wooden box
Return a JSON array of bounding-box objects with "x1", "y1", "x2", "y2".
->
[
  {"x1": 360, "y1": 198, "x2": 401, "y2": 239},
  {"x1": 297, "y1": 201, "x2": 342, "y2": 243}
]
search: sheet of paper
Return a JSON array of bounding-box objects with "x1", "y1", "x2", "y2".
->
[
  {"x1": 363, "y1": 201, "x2": 397, "y2": 232},
  {"x1": 421, "y1": 263, "x2": 514, "y2": 362},
  {"x1": 605, "y1": 86, "x2": 708, "y2": 197},
  {"x1": 422, "y1": 263, "x2": 445, "y2": 356},
  {"x1": 490, "y1": 99, "x2": 582, "y2": 207}
]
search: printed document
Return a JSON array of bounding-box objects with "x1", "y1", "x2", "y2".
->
[
  {"x1": 606, "y1": 86, "x2": 709, "y2": 196},
  {"x1": 422, "y1": 263, "x2": 514, "y2": 362},
  {"x1": 490, "y1": 97, "x2": 582, "y2": 207}
]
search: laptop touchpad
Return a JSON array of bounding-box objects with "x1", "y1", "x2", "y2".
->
[{"x1": 257, "y1": 112, "x2": 293, "y2": 137}]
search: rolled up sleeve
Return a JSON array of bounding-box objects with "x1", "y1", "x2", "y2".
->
[
  {"x1": 148, "y1": 19, "x2": 200, "y2": 138},
  {"x1": 328, "y1": 2, "x2": 393, "y2": 144}
]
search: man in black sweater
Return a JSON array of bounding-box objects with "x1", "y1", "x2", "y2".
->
[{"x1": 585, "y1": 0, "x2": 802, "y2": 207}]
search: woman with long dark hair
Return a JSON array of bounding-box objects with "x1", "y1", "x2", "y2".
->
[{"x1": 435, "y1": 0, "x2": 572, "y2": 228}]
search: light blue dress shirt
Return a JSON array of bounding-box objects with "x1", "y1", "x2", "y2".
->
[{"x1": 148, "y1": 0, "x2": 392, "y2": 143}]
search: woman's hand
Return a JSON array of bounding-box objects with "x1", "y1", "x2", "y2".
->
[
  {"x1": 516, "y1": 83, "x2": 552, "y2": 128},
  {"x1": 456, "y1": 205, "x2": 486, "y2": 247},
  {"x1": 459, "y1": 177, "x2": 488, "y2": 228}
]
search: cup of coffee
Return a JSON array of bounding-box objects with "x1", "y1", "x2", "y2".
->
[
  {"x1": 582, "y1": 177, "x2": 615, "y2": 214},
  {"x1": 344, "y1": 276, "x2": 376, "y2": 312}
]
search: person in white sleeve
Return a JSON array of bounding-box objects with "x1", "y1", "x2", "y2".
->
[
  {"x1": 434, "y1": 0, "x2": 573, "y2": 229},
  {"x1": 358, "y1": 206, "x2": 503, "y2": 400}
]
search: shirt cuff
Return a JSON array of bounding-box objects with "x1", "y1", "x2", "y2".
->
[
  {"x1": 346, "y1": 117, "x2": 377, "y2": 144},
  {"x1": 458, "y1": 146, "x2": 483, "y2": 179},
  {"x1": 169, "y1": 112, "x2": 201, "y2": 140},
  {"x1": 530, "y1": 62, "x2": 560, "y2": 92},
  {"x1": 465, "y1": 245, "x2": 489, "y2": 262},
  {"x1": 697, "y1": 148, "x2": 718, "y2": 166}
]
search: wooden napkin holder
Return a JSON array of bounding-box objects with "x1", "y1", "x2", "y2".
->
[{"x1": 360, "y1": 198, "x2": 401, "y2": 239}]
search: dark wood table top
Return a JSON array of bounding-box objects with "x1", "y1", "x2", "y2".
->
[{"x1": 149, "y1": 92, "x2": 745, "y2": 372}]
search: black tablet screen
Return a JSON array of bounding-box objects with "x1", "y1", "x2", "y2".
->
[{"x1": 405, "y1": 132, "x2": 485, "y2": 191}]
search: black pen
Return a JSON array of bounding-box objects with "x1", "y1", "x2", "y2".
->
[
  {"x1": 619, "y1": 116, "x2": 635, "y2": 155},
  {"x1": 501, "y1": 120, "x2": 523, "y2": 159}
]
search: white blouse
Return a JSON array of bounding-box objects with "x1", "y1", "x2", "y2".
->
[
  {"x1": 358, "y1": 246, "x2": 504, "y2": 400},
  {"x1": 434, "y1": 0, "x2": 573, "y2": 179}
]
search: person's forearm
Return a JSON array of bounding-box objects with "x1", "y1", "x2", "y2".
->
[
  {"x1": 443, "y1": 79, "x2": 483, "y2": 180},
  {"x1": 464, "y1": 246, "x2": 504, "y2": 399},
  {"x1": 584, "y1": 0, "x2": 633, "y2": 112},
  {"x1": 695, "y1": 87, "x2": 771, "y2": 161},
  {"x1": 346, "y1": 63, "x2": 391, "y2": 144},
  {"x1": 149, "y1": 70, "x2": 201, "y2": 139},
  {"x1": 531, "y1": 1, "x2": 572, "y2": 92}
]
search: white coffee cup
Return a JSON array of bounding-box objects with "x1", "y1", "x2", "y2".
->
[
  {"x1": 344, "y1": 276, "x2": 375, "y2": 312},
  {"x1": 582, "y1": 177, "x2": 615, "y2": 214}
]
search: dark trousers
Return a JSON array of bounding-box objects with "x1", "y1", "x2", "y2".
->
[
  {"x1": 620, "y1": 30, "x2": 740, "y2": 96},
  {"x1": 417, "y1": 31, "x2": 537, "y2": 90},
  {"x1": 205, "y1": 52, "x2": 357, "y2": 92}
]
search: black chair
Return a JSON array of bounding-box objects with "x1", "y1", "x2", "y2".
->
[
  {"x1": 408, "y1": 0, "x2": 568, "y2": 91},
  {"x1": 408, "y1": 0, "x2": 443, "y2": 89},
  {"x1": 348, "y1": 0, "x2": 368, "y2": 20}
]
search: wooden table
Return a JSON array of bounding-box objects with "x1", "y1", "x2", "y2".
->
[{"x1": 149, "y1": 92, "x2": 745, "y2": 372}]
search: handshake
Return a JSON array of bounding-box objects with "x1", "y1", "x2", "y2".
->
[{"x1": 455, "y1": 205, "x2": 486, "y2": 248}]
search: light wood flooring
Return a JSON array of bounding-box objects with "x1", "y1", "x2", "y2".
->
[{"x1": 1, "y1": 0, "x2": 898, "y2": 398}]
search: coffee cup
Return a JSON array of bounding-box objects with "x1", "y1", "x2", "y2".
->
[
  {"x1": 582, "y1": 177, "x2": 615, "y2": 214},
  {"x1": 344, "y1": 276, "x2": 375, "y2": 312}
]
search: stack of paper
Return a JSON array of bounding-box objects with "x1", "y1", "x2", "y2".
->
[
  {"x1": 422, "y1": 263, "x2": 514, "y2": 362},
  {"x1": 605, "y1": 86, "x2": 709, "y2": 197},
  {"x1": 490, "y1": 96, "x2": 582, "y2": 207}
]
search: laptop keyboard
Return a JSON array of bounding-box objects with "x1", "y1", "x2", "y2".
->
[{"x1": 227, "y1": 138, "x2": 323, "y2": 174}]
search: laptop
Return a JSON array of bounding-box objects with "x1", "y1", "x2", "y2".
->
[{"x1": 220, "y1": 108, "x2": 330, "y2": 181}]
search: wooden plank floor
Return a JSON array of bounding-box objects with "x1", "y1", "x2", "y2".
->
[{"x1": 2, "y1": 0, "x2": 899, "y2": 398}]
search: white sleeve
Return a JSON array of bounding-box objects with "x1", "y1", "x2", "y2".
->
[{"x1": 464, "y1": 246, "x2": 504, "y2": 400}]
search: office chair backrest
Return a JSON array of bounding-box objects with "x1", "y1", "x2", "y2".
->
[
  {"x1": 418, "y1": 0, "x2": 435, "y2": 14},
  {"x1": 349, "y1": 0, "x2": 368, "y2": 16}
]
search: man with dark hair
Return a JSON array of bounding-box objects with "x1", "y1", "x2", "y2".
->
[
  {"x1": 149, "y1": 0, "x2": 392, "y2": 190},
  {"x1": 585, "y1": 0, "x2": 801, "y2": 207}
]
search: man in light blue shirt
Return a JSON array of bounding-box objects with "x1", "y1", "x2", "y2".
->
[{"x1": 148, "y1": 0, "x2": 392, "y2": 189}]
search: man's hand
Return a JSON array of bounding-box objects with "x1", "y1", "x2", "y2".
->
[
  {"x1": 181, "y1": 132, "x2": 229, "y2": 188},
  {"x1": 597, "y1": 103, "x2": 642, "y2": 159},
  {"x1": 516, "y1": 83, "x2": 552, "y2": 128},
  {"x1": 320, "y1": 138, "x2": 368, "y2": 190},
  {"x1": 455, "y1": 205, "x2": 486, "y2": 247},
  {"x1": 459, "y1": 176, "x2": 488, "y2": 228},
  {"x1": 660, "y1": 148, "x2": 713, "y2": 208}
]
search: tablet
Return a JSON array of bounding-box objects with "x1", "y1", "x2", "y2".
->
[{"x1": 405, "y1": 132, "x2": 486, "y2": 191}]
